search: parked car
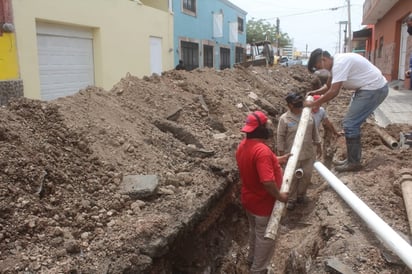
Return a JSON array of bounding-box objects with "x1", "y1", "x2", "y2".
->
[{"x1": 279, "y1": 56, "x2": 303, "y2": 67}]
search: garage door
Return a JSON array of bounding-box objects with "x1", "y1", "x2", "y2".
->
[{"x1": 36, "y1": 22, "x2": 94, "y2": 100}]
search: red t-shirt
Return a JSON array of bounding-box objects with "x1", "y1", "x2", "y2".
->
[{"x1": 236, "y1": 139, "x2": 283, "y2": 216}]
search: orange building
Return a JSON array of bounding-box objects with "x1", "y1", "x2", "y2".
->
[{"x1": 362, "y1": 0, "x2": 412, "y2": 82}]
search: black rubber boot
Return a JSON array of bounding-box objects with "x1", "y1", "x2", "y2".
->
[{"x1": 335, "y1": 137, "x2": 362, "y2": 172}]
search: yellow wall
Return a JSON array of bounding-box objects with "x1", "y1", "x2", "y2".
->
[
  {"x1": 141, "y1": 0, "x2": 169, "y2": 11},
  {"x1": 12, "y1": 0, "x2": 174, "y2": 99},
  {"x1": 0, "y1": 33, "x2": 19, "y2": 80}
]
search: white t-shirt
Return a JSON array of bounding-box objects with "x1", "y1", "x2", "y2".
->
[
  {"x1": 332, "y1": 53, "x2": 387, "y2": 90},
  {"x1": 312, "y1": 107, "x2": 326, "y2": 130}
]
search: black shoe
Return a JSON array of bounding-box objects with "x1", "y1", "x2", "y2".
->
[
  {"x1": 335, "y1": 162, "x2": 361, "y2": 172},
  {"x1": 286, "y1": 201, "x2": 296, "y2": 210}
]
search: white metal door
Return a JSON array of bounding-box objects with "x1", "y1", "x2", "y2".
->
[
  {"x1": 398, "y1": 23, "x2": 408, "y2": 80},
  {"x1": 150, "y1": 37, "x2": 162, "y2": 75},
  {"x1": 37, "y1": 22, "x2": 94, "y2": 100}
]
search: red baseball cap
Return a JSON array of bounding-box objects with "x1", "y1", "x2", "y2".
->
[{"x1": 241, "y1": 111, "x2": 268, "y2": 133}]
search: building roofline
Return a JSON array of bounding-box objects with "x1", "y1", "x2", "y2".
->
[{"x1": 219, "y1": 0, "x2": 247, "y2": 15}]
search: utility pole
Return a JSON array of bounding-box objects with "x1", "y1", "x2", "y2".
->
[
  {"x1": 305, "y1": 44, "x2": 308, "y2": 58},
  {"x1": 339, "y1": 21, "x2": 348, "y2": 53},
  {"x1": 344, "y1": 22, "x2": 348, "y2": 52},
  {"x1": 347, "y1": 0, "x2": 352, "y2": 52},
  {"x1": 276, "y1": 18, "x2": 280, "y2": 56}
]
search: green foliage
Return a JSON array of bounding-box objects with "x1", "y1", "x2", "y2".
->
[{"x1": 246, "y1": 18, "x2": 291, "y2": 48}]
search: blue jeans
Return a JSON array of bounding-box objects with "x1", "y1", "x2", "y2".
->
[{"x1": 343, "y1": 84, "x2": 389, "y2": 138}]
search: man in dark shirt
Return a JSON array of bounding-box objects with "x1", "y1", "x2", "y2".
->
[{"x1": 175, "y1": 60, "x2": 186, "y2": 70}]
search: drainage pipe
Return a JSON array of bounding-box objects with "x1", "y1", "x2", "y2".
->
[
  {"x1": 295, "y1": 168, "x2": 304, "y2": 179},
  {"x1": 314, "y1": 161, "x2": 412, "y2": 269},
  {"x1": 265, "y1": 96, "x2": 313, "y2": 240},
  {"x1": 374, "y1": 126, "x2": 399, "y2": 149},
  {"x1": 400, "y1": 169, "x2": 412, "y2": 236}
]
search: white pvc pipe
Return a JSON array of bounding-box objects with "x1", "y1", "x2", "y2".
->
[
  {"x1": 314, "y1": 161, "x2": 412, "y2": 269},
  {"x1": 265, "y1": 96, "x2": 313, "y2": 239}
]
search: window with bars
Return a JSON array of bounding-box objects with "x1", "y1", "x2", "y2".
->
[
  {"x1": 237, "y1": 17, "x2": 244, "y2": 32},
  {"x1": 235, "y1": 47, "x2": 244, "y2": 63},
  {"x1": 203, "y1": 45, "x2": 214, "y2": 68},
  {"x1": 220, "y1": 47, "x2": 230, "y2": 70},
  {"x1": 183, "y1": 0, "x2": 196, "y2": 13},
  {"x1": 181, "y1": 41, "x2": 199, "y2": 71}
]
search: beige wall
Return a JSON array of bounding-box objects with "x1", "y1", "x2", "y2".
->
[
  {"x1": 141, "y1": 0, "x2": 169, "y2": 11},
  {"x1": 12, "y1": 0, "x2": 174, "y2": 99}
]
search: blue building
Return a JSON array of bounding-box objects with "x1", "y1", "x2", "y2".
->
[{"x1": 172, "y1": 0, "x2": 247, "y2": 70}]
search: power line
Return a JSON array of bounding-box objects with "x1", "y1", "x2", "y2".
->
[{"x1": 264, "y1": 5, "x2": 347, "y2": 20}]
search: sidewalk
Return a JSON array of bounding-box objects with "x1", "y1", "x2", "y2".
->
[{"x1": 374, "y1": 81, "x2": 412, "y2": 127}]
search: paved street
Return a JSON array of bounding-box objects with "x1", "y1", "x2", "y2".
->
[{"x1": 374, "y1": 81, "x2": 412, "y2": 127}]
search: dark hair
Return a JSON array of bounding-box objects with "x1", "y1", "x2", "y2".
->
[
  {"x1": 246, "y1": 125, "x2": 272, "y2": 139},
  {"x1": 307, "y1": 48, "x2": 331, "y2": 73}
]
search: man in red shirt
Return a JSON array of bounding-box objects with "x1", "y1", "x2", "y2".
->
[{"x1": 236, "y1": 111, "x2": 289, "y2": 274}]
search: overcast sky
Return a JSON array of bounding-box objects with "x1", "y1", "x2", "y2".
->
[{"x1": 229, "y1": 0, "x2": 365, "y2": 55}]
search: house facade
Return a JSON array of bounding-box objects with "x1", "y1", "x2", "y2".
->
[
  {"x1": 362, "y1": 0, "x2": 412, "y2": 82},
  {"x1": 172, "y1": 0, "x2": 247, "y2": 70},
  {"x1": 0, "y1": 0, "x2": 23, "y2": 105},
  {"x1": 6, "y1": 0, "x2": 173, "y2": 101}
]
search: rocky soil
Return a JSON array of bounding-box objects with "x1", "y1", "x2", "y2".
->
[{"x1": 0, "y1": 65, "x2": 411, "y2": 274}]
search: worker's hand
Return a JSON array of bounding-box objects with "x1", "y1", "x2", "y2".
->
[
  {"x1": 277, "y1": 153, "x2": 292, "y2": 165},
  {"x1": 334, "y1": 130, "x2": 344, "y2": 137},
  {"x1": 307, "y1": 90, "x2": 318, "y2": 97},
  {"x1": 277, "y1": 192, "x2": 289, "y2": 203}
]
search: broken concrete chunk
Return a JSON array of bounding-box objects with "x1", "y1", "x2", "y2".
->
[
  {"x1": 185, "y1": 145, "x2": 214, "y2": 158},
  {"x1": 255, "y1": 97, "x2": 278, "y2": 116},
  {"x1": 154, "y1": 119, "x2": 204, "y2": 148},
  {"x1": 248, "y1": 92, "x2": 258, "y2": 100},
  {"x1": 325, "y1": 257, "x2": 356, "y2": 274},
  {"x1": 165, "y1": 107, "x2": 182, "y2": 121},
  {"x1": 197, "y1": 95, "x2": 209, "y2": 112},
  {"x1": 119, "y1": 175, "x2": 159, "y2": 199},
  {"x1": 213, "y1": 133, "x2": 227, "y2": 140}
]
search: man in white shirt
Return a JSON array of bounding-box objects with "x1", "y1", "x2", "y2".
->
[{"x1": 305, "y1": 49, "x2": 388, "y2": 172}]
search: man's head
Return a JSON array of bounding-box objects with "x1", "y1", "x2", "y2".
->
[
  {"x1": 314, "y1": 69, "x2": 330, "y2": 85},
  {"x1": 407, "y1": 14, "x2": 412, "y2": 35},
  {"x1": 285, "y1": 92, "x2": 304, "y2": 109},
  {"x1": 307, "y1": 48, "x2": 333, "y2": 73},
  {"x1": 241, "y1": 111, "x2": 272, "y2": 139}
]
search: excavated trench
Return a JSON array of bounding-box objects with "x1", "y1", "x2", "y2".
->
[
  {"x1": 147, "y1": 177, "x2": 330, "y2": 274},
  {"x1": 143, "y1": 131, "x2": 339, "y2": 273}
]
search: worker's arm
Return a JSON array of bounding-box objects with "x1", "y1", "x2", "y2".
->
[
  {"x1": 277, "y1": 116, "x2": 287, "y2": 156},
  {"x1": 262, "y1": 181, "x2": 288, "y2": 202},
  {"x1": 277, "y1": 153, "x2": 292, "y2": 164},
  {"x1": 312, "y1": 122, "x2": 322, "y2": 158},
  {"x1": 305, "y1": 81, "x2": 342, "y2": 109},
  {"x1": 322, "y1": 117, "x2": 341, "y2": 136},
  {"x1": 308, "y1": 83, "x2": 328, "y2": 96}
]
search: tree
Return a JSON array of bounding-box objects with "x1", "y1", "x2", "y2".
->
[{"x1": 246, "y1": 18, "x2": 291, "y2": 48}]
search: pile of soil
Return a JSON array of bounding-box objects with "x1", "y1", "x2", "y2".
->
[{"x1": 0, "y1": 65, "x2": 411, "y2": 274}]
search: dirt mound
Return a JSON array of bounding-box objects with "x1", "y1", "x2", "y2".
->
[{"x1": 0, "y1": 65, "x2": 411, "y2": 273}]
